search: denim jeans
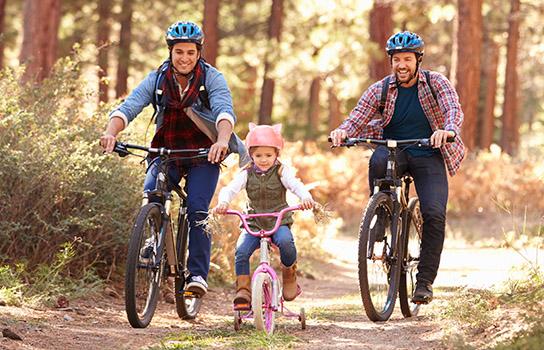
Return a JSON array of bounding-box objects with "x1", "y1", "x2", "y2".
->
[
  {"x1": 368, "y1": 146, "x2": 448, "y2": 284},
  {"x1": 144, "y1": 157, "x2": 219, "y2": 280},
  {"x1": 234, "y1": 225, "x2": 297, "y2": 275}
]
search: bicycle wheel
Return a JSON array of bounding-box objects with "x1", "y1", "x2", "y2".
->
[
  {"x1": 358, "y1": 191, "x2": 401, "y2": 322},
  {"x1": 125, "y1": 203, "x2": 164, "y2": 328},
  {"x1": 399, "y1": 197, "x2": 423, "y2": 317},
  {"x1": 252, "y1": 272, "x2": 275, "y2": 334},
  {"x1": 174, "y1": 211, "x2": 202, "y2": 320}
]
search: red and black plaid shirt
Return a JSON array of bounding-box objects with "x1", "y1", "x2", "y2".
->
[{"x1": 151, "y1": 61, "x2": 213, "y2": 167}]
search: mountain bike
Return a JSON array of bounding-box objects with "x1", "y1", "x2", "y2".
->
[
  {"x1": 221, "y1": 206, "x2": 306, "y2": 334},
  {"x1": 113, "y1": 142, "x2": 209, "y2": 328},
  {"x1": 332, "y1": 137, "x2": 449, "y2": 321}
]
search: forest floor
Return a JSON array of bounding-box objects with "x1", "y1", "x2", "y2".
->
[{"x1": 1, "y1": 233, "x2": 541, "y2": 350}]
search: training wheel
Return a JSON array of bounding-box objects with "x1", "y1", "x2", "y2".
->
[
  {"x1": 299, "y1": 307, "x2": 306, "y2": 330},
  {"x1": 234, "y1": 311, "x2": 241, "y2": 331}
]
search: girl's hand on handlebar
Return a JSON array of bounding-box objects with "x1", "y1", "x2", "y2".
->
[
  {"x1": 213, "y1": 202, "x2": 229, "y2": 214},
  {"x1": 300, "y1": 198, "x2": 315, "y2": 210}
]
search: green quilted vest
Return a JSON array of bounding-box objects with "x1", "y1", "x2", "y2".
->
[{"x1": 246, "y1": 164, "x2": 294, "y2": 231}]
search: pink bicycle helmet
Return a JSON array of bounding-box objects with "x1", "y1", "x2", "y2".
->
[{"x1": 245, "y1": 123, "x2": 284, "y2": 151}]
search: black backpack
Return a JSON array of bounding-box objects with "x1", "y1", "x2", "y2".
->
[
  {"x1": 378, "y1": 70, "x2": 438, "y2": 115},
  {"x1": 150, "y1": 60, "x2": 211, "y2": 120}
]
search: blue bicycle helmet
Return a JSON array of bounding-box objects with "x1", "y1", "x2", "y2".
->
[
  {"x1": 165, "y1": 21, "x2": 204, "y2": 48},
  {"x1": 386, "y1": 31, "x2": 424, "y2": 56}
]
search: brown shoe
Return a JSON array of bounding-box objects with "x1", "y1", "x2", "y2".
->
[
  {"x1": 233, "y1": 275, "x2": 251, "y2": 309},
  {"x1": 282, "y1": 262, "x2": 299, "y2": 301}
]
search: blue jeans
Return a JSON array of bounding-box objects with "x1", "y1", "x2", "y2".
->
[
  {"x1": 369, "y1": 146, "x2": 448, "y2": 285},
  {"x1": 234, "y1": 225, "x2": 297, "y2": 275},
  {"x1": 144, "y1": 158, "x2": 219, "y2": 280}
]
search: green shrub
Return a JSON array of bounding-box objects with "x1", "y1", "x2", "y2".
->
[{"x1": 0, "y1": 53, "x2": 141, "y2": 282}]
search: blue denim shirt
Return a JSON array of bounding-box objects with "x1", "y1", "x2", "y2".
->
[{"x1": 109, "y1": 61, "x2": 249, "y2": 166}]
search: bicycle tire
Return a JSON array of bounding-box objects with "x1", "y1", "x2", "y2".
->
[
  {"x1": 358, "y1": 191, "x2": 401, "y2": 321},
  {"x1": 399, "y1": 197, "x2": 423, "y2": 317},
  {"x1": 252, "y1": 272, "x2": 275, "y2": 334},
  {"x1": 174, "y1": 209, "x2": 203, "y2": 320},
  {"x1": 125, "y1": 203, "x2": 164, "y2": 328}
]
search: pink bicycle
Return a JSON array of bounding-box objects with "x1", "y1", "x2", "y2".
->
[{"x1": 223, "y1": 206, "x2": 306, "y2": 334}]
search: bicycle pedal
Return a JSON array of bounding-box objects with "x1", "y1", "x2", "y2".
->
[{"x1": 233, "y1": 303, "x2": 250, "y2": 311}]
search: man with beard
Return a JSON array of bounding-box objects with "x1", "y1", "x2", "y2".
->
[{"x1": 329, "y1": 31, "x2": 465, "y2": 304}]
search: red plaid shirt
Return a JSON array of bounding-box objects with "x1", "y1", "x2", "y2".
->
[
  {"x1": 151, "y1": 62, "x2": 213, "y2": 167},
  {"x1": 339, "y1": 70, "x2": 465, "y2": 176}
]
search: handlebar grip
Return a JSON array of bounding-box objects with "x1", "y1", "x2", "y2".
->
[{"x1": 113, "y1": 142, "x2": 129, "y2": 157}]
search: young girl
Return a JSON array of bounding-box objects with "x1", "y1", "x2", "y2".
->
[{"x1": 214, "y1": 123, "x2": 315, "y2": 308}]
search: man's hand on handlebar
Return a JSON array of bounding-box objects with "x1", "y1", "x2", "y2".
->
[
  {"x1": 430, "y1": 130, "x2": 455, "y2": 148},
  {"x1": 329, "y1": 129, "x2": 348, "y2": 147},
  {"x1": 99, "y1": 133, "x2": 117, "y2": 153}
]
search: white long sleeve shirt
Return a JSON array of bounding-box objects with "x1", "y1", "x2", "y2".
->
[{"x1": 218, "y1": 165, "x2": 313, "y2": 205}]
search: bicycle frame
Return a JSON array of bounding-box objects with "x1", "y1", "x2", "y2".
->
[
  {"x1": 226, "y1": 206, "x2": 300, "y2": 310},
  {"x1": 330, "y1": 136, "x2": 451, "y2": 321},
  {"x1": 114, "y1": 141, "x2": 209, "y2": 326},
  {"x1": 224, "y1": 206, "x2": 306, "y2": 332}
]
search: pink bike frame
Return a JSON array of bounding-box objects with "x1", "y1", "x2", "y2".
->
[{"x1": 225, "y1": 205, "x2": 301, "y2": 308}]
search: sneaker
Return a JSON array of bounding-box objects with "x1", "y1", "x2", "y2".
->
[
  {"x1": 139, "y1": 237, "x2": 155, "y2": 264},
  {"x1": 412, "y1": 282, "x2": 433, "y2": 304},
  {"x1": 186, "y1": 275, "x2": 208, "y2": 297}
]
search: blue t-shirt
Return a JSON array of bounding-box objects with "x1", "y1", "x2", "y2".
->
[{"x1": 383, "y1": 84, "x2": 438, "y2": 157}]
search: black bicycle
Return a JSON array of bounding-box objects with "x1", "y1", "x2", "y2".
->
[
  {"x1": 332, "y1": 137, "x2": 449, "y2": 321},
  {"x1": 113, "y1": 142, "x2": 209, "y2": 328}
]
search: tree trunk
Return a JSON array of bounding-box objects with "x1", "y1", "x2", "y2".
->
[
  {"x1": 449, "y1": 11, "x2": 458, "y2": 84},
  {"x1": 369, "y1": 0, "x2": 392, "y2": 81},
  {"x1": 0, "y1": 0, "x2": 7, "y2": 70},
  {"x1": 500, "y1": 0, "x2": 521, "y2": 156},
  {"x1": 115, "y1": 0, "x2": 133, "y2": 98},
  {"x1": 97, "y1": 0, "x2": 112, "y2": 103},
  {"x1": 480, "y1": 38, "x2": 499, "y2": 150},
  {"x1": 454, "y1": 0, "x2": 482, "y2": 150},
  {"x1": 328, "y1": 85, "x2": 342, "y2": 132},
  {"x1": 258, "y1": 0, "x2": 283, "y2": 125},
  {"x1": 202, "y1": 0, "x2": 219, "y2": 67},
  {"x1": 306, "y1": 76, "x2": 321, "y2": 140},
  {"x1": 20, "y1": 0, "x2": 61, "y2": 83}
]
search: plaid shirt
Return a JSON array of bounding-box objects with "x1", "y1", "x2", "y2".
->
[
  {"x1": 151, "y1": 62, "x2": 212, "y2": 167},
  {"x1": 339, "y1": 70, "x2": 465, "y2": 176}
]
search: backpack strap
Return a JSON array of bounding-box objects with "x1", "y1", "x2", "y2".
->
[
  {"x1": 151, "y1": 60, "x2": 170, "y2": 122},
  {"x1": 378, "y1": 76, "x2": 391, "y2": 115},
  {"x1": 198, "y1": 63, "x2": 211, "y2": 110},
  {"x1": 423, "y1": 70, "x2": 438, "y2": 104}
]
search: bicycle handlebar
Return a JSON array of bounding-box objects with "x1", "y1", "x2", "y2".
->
[
  {"x1": 223, "y1": 205, "x2": 302, "y2": 237},
  {"x1": 113, "y1": 141, "x2": 209, "y2": 158},
  {"x1": 327, "y1": 136, "x2": 454, "y2": 148}
]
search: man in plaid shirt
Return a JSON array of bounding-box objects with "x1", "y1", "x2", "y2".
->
[{"x1": 330, "y1": 31, "x2": 465, "y2": 304}]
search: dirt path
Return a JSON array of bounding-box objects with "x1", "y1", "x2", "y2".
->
[{"x1": 1, "y1": 236, "x2": 539, "y2": 350}]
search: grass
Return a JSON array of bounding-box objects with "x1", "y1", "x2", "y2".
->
[
  {"x1": 304, "y1": 293, "x2": 361, "y2": 322},
  {"x1": 0, "y1": 240, "x2": 103, "y2": 307},
  {"x1": 149, "y1": 328, "x2": 302, "y2": 350}
]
